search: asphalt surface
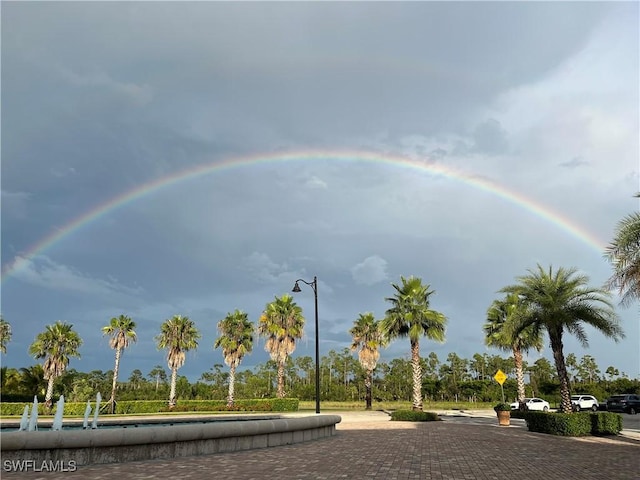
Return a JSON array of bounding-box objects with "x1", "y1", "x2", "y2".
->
[{"x1": 2, "y1": 410, "x2": 638, "y2": 480}]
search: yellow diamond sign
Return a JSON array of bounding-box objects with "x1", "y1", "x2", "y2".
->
[{"x1": 494, "y1": 369, "x2": 507, "y2": 385}]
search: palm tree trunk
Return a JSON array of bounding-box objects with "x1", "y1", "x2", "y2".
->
[
  {"x1": 227, "y1": 364, "x2": 236, "y2": 407},
  {"x1": 276, "y1": 360, "x2": 285, "y2": 398},
  {"x1": 365, "y1": 368, "x2": 373, "y2": 410},
  {"x1": 549, "y1": 329, "x2": 572, "y2": 413},
  {"x1": 513, "y1": 346, "x2": 526, "y2": 402},
  {"x1": 44, "y1": 376, "x2": 56, "y2": 411},
  {"x1": 108, "y1": 347, "x2": 122, "y2": 414},
  {"x1": 410, "y1": 340, "x2": 423, "y2": 411},
  {"x1": 169, "y1": 367, "x2": 178, "y2": 408}
]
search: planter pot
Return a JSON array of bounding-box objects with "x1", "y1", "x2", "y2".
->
[{"x1": 496, "y1": 410, "x2": 511, "y2": 426}]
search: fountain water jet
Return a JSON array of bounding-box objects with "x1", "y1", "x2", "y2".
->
[
  {"x1": 91, "y1": 392, "x2": 101, "y2": 429},
  {"x1": 27, "y1": 396, "x2": 38, "y2": 431},
  {"x1": 51, "y1": 395, "x2": 64, "y2": 431},
  {"x1": 82, "y1": 401, "x2": 92, "y2": 429},
  {"x1": 19, "y1": 405, "x2": 30, "y2": 431}
]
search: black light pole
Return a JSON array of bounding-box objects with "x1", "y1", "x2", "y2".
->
[{"x1": 292, "y1": 276, "x2": 320, "y2": 414}]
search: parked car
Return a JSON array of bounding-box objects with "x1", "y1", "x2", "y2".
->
[
  {"x1": 607, "y1": 394, "x2": 640, "y2": 414},
  {"x1": 510, "y1": 397, "x2": 550, "y2": 412},
  {"x1": 571, "y1": 394, "x2": 599, "y2": 412}
]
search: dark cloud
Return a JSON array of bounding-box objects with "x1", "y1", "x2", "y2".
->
[{"x1": 1, "y1": 2, "x2": 637, "y2": 380}]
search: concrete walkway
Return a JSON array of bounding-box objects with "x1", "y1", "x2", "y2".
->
[{"x1": 3, "y1": 410, "x2": 638, "y2": 479}]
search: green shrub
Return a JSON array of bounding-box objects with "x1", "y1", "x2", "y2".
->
[
  {"x1": 509, "y1": 410, "x2": 528, "y2": 420},
  {"x1": 390, "y1": 410, "x2": 441, "y2": 422},
  {"x1": 0, "y1": 398, "x2": 300, "y2": 416},
  {"x1": 525, "y1": 411, "x2": 591, "y2": 436},
  {"x1": 493, "y1": 402, "x2": 511, "y2": 412},
  {"x1": 590, "y1": 412, "x2": 623, "y2": 435}
]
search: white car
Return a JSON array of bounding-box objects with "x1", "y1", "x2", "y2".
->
[
  {"x1": 571, "y1": 395, "x2": 599, "y2": 412},
  {"x1": 510, "y1": 397, "x2": 550, "y2": 412}
]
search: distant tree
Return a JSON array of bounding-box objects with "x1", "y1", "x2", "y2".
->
[
  {"x1": 0, "y1": 316, "x2": 11, "y2": 354},
  {"x1": 424, "y1": 352, "x2": 441, "y2": 380},
  {"x1": 484, "y1": 293, "x2": 544, "y2": 403},
  {"x1": 605, "y1": 366, "x2": 619, "y2": 380},
  {"x1": 155, "y1": 315, "x2": 201, "y2": 408},
  {"x1": 605, "y1": 193, "x2": 640, "y2": 306},
  {"x1": 29, "y1": 321, "x2": 82, "y2": 409},
  {"x1": 18, "y1": 365, "x2": 46, "y2": 397},
  {"x1": 381, "y1": 276, "x2": 447, "y2": 411},
  {"x1": 102, "y1": 314, "x2": 137, "y2": 414},
  {"x1": 128, "y1": 369, "x2": 145, "y2": 389},
  {"x1": 565, "y1": 353, "x2": 579, "y2": 384},
  {"x1": 214, "y1": 310, "x2": 254, "y2": 407},
  {"x1": 350, "y1": 313, "x2": 385, "y2": 410},
  {"x1": 502, "y1": 265, "x2": 624, "y2": 413},
  {"x1": 258, "y1": 295, "x2": 305, "y2": 398},
  {"x1": 577, "y1": 355, "x2": 600, "y2": 383},
  {"x1": 148, "y1": 365, "x2": 167, "y2": 391}
]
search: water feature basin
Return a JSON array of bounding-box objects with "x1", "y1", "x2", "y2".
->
[{"x1": 1, "y1": 413, "x2": 342, "y2": 466}]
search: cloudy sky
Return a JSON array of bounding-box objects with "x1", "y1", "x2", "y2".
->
[{"x1": 2, "y1": 2, "x2": 638, "y2": 384}]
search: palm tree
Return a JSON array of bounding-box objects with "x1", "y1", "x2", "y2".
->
[
  {"x1": 350, "y1": 313, "x2": 385, "y2": 410},
  {"x1": 102, "y1": 314, "x2": 137, "y2": 414},
  {"x1": 0, "y1": 316, "x2": 11, "y2": 354},
  {"x1": 28, "y1": 321, "x2": 83, "y2": 410},
  {"x1": 19, "y1": 365, "x2": 46, "y2": 397},
  {"x1": 605, "y1": 193, "x2": 640, "y2": 306},
  {"x1": 258, "y1": 294, "x2": 305, "y2": 398},
  {"x1": 381, "y1": 276, "x2": 447, "y2": 411},
  {"x1": 484, "y1": 293, "x2": 543, "y2": 404},
  {"x1": 148, "y1": 365, "x2": 167, "y2": 392},
  {"x1": 214, "y1": 309, "x2": 254, "y2": 407},
  {"x1": 155, "y1": 315, "x2": 201, "y2": 408},
  {"x1": 502, "y1": 265, "x2": 624, "y2": 413}
]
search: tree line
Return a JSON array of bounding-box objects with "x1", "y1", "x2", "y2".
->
[{"x1": 0, "y1": 193, "x2": 637, "y2": 412}]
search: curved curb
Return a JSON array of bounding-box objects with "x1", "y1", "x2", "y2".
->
[{"x1": 1, "y1": 415, "x2": 342, "y2": 466}]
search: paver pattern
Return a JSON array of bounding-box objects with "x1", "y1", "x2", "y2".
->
[{"x1": 3, "y1": 411, "x2": 638, "y2": 480}]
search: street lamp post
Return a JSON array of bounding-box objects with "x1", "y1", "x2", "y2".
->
[{"x1": 292, "y1": 276, "x2": 320, "y2": 414}]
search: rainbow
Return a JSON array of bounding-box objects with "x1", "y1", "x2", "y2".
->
[{"x1": 1, "y1": 150, "x2": 608, "y2": 283}]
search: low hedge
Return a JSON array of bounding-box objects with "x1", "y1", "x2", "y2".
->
[
  {"x1": 0, "y1": 398, "x2": 299, "y2": 416},
  {"x1": 525, "y1": 411, "x2": 622, "y2": 436},
  {"x1": 390, "y1": 410, "x2": 441, "y2": 422},
  {"x1": 590, "y1": 412, "x2": 623, "y2": 435}
]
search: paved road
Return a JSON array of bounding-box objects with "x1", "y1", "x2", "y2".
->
[{"x1": 3, "y1": 411, "x2": 637, "y2": 480}]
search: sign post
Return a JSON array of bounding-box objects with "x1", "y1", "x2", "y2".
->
[{"x1": 494, "y1": 369, "x2": 507, "y2": 403}]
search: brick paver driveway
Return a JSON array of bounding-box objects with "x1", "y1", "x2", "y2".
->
[{"x1": 3, "y1": 412, "x2": 638, "y2": 479}]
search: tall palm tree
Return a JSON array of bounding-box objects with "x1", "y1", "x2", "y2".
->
[
  {"x1": 258, "y1": 294, "x2": 305, "y2": 398},
  {"x1": 0, "y1": 316, "x2": 11, "y2": 354},
  {"x1": 381, "y1": 276, "x2": 447, "y2": 411},
  {"x1": 214, "y1": 309, "x2": 254, "y2": 407},
  {"x1": 605, "y1": 193, "x2": 640, "y2": 306},
  {"x1": 102, "y1": 314, "x2": 137, "y2": 414},
  {"x1": 484, "y1": 293, "x2": 543, "y2": 404},
  {"x1": 155, "y1": 315, "x2": 201, "y2": 408},
  {"x1": 502, "y1": 265, "x2": 624, "y2": 413},
  {"x1": 350, "y1": 313, "x2": 385, "y2": 410},
  {"x1": 28, "y1": 321, "x2": 83, "y2": 409}
]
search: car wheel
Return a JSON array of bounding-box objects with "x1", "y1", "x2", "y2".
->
[
  {"x1": 575, "y1": 405, "x2": 580, "y2": 412},
  {"x1": 591, "y1": 405, "x2": 597, "y2": 412},
  {"x1": 630, "y1": 407, "x2": 637, "y2": 415},
  {"x1": 543, "y1": 406, "x2": 548, "y2": 412}
]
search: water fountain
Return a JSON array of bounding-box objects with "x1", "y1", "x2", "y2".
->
[
  {"x1": 2, "y1": 391, "x2": 341, "y2": 467},
  {"x1": 91, "y1": 392, "x2": 101, "y2": 429},
  {"x1": 51, "y1": 395, "x2": 65, "y2": 431},
  {"x1": 18, "y1": 405, "x2": 30, "y2": 431},
  {"x1": 27, "y1": 396, "x2": 38, "y2": 431},
  {"x1": 82, "y1": 400, "x2": 92, "y2": 429}
]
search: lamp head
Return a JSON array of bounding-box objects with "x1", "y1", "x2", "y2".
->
[{"x1": 292, "y1": 282, "x2": 302, "y2": 293}]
